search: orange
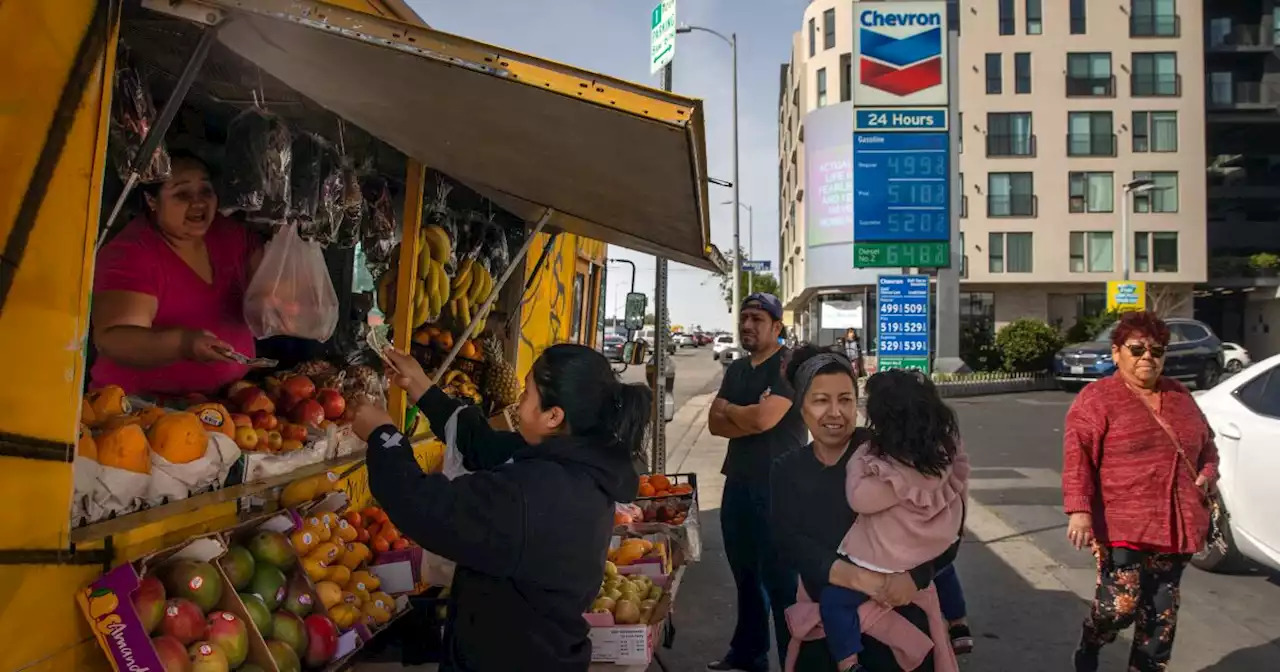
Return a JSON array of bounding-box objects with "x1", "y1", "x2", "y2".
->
[
  {"x1": 613, "y1": 511, "x2": 632, "y2": 526},
  {"x1": 99, "y1": 414, "x2": 144, "y2": 432},
  {"x1": 97, "y1": 424, "x2": 151, "y2": 474},
  {"x1": 80, "y1": 398, "x2": 98, "y2": 427},
  {"x1": 86, "y1": 385, "x2": 130, "y2": 422},
  {"x1": 147, "y1": 412, "x2": 209, "y2": 464},
  {"x1": 671, "y1": 484, "x2": 694, "y2": 495},
  {"x1": 613, "y1": 544, "x2": 645, "y2": 566},
  {"x1": 433, "y1": 331, "x2": 454, "y2": 350},
  {"x1": 637, "y1": 483, "x2": 655, "y2": 497},
  {"x1": 133, "y1": 406, "x2": 168, "y2": 429},
  {"x1": 373, "y1": 537, "x2": 390, "y2": 553},
  {"x1": 77, "y1": 424, "x2": 98, "y2": 461},
  {"x1": 459, "y1": 341, "x2": 478, "y2": 360},
  {"x1": 188, "y1": 402, "x2": 235, "y2": 439},
  {"x1": 412, "y1": 329, "x2": 433, "y2": 346},
  {"x1": 649, "y1": 474, "x2": 672, "y2": 491}
]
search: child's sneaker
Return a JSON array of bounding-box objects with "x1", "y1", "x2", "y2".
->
[{"x1": 949, "y1": 623, "x2": 974, "y2": 655}]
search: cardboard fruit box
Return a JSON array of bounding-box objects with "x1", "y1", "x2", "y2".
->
[{"x1": 583, "y1": 578, "x2": 675, "y2": 666}]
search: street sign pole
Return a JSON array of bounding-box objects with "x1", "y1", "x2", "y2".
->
[
  {"x1": 934, "y1": 3, "x2": 966, "y2": 373},
  {"x1": 649, "y1": 0, "x2": 676, "y2": 474}
]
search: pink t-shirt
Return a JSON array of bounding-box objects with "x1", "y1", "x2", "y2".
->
[{"x1": 90, "y1": 214, "x2": 261, "y2": 395}]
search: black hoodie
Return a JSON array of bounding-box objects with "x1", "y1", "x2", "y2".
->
[{"x1": 365, "y1": 387, "x2": 639, "y2": 672}]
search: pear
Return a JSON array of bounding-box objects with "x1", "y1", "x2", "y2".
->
[
  {"x1": 647, "y1": 586, "x2": 664, "y2": 601},
  {"x1": 613, "y1": 599, "x2": 641, "y2": 625},
  {"x1": 591, "y1": 597, "x2": 616, "y2": 613}
]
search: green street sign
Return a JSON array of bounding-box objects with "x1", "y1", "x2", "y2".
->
[{"x1": 855, "y1": 241, "x2": 951, "y2": 269}]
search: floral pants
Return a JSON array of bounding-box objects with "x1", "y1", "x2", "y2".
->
[{"x1": 1080, "y1": 544, "x2": 1190, "y2": 671}]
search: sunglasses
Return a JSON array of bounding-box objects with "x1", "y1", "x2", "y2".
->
[{"x1": 1124, "y1": 343, "x2": 1166, "y2": 359}]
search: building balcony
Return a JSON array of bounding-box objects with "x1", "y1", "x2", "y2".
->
[
  {"x1": 1208, "y1": 175, "x2": 1280, "y2": 199},
  {"x1": 1066, "y1": 133, "x2": 1117, "y2": 158},
  {"x1": 1207, "y1": 81, "x2": 1280, "y2": 110},
  {"x1": 1065, "y1": 75, "x2": 1116, "y2": 98},
  {"x1": 1207, "y1": 24, "x2": 1274, "y2": 52},
  {"x1": 987, "y1": 194, "x2": 1037, "y2": 218},
  {"x1": 1130, "y1": 14, "x2": 1179, "y2": 39},
  {"x1": 1131, "y1": 73, "x2": 1181, "y2": 97},
  {"x1": 986, "y1": 133, "x2": 1036, "y2": 158}
]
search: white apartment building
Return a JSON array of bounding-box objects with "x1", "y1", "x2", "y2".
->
[{"x1": 779, "y1": 0, "x2": 1205, "y2": 345}]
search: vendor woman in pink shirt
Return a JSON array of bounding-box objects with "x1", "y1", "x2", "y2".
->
[{"x1": 91, "y1": 151, "x2": 262, "y2": 395}]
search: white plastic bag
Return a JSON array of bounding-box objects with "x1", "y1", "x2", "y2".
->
[{"x1": 244, "y1": 221, "x2": 339, "y2": 341}]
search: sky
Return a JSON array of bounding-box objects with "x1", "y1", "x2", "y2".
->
[{"x1": 410, "y1": 0, "x2": 801, "y2": 331}]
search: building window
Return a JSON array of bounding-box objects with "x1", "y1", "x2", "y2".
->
[
  {"x1": 958, "y1": 112, "x2": 964, "y2": 153},
  {"x1": 960, "y1": 171, "x2": 968, "y2": 218},
  {"x1": 988, "y1": 172, "x2": 1035, "y2": 217},
  {"x1": 1131, "y1": 0, "x2": 1179, "y2": 37},
  {"x1": 1067, "y1": 112, "x2": 1115, "y2": 157},
  {"x1": 1066, "y1": 53, "x2": 1113, "y2": 96},
  {"x1": 823, "y1": 8, "x2": 836, "y2": 50},
  {"x1": 959, "y1": 292, "x2": 996, "y2": 336},
  {"x1": 1026, "y1": 0, "x2": 1043, "y2": 34},
  {"x1": 1069, "y1": 172, "x2": 1115, "y2": 213},
  {"x1": 986, "y1": 112, "x2": 1034, "y2": 157},
  {"x1": 1132, "y1": 52, "x2": 1179, "y2": 96},
  {"x1": 1078, "y1": 293, "x2": 1108, "y2": 319},
  {"x1": 1132, "y1": 111, "x2": 1177, "y2": 152},
  {"x1": 1014, "y1": 53, "x2": 1032, "y2": 94},
  {"x1": 999, "y1": 0, "x2": 1015, "y2": 35},
  {"x1": 1134, "y1": 231, "x2": 1179, "y2": 272},
  {"x1": 989, "y1": 232, "x2": 1034, "y2": 273},
  {"x1": 986, "y1": 53, "x2": 1003, "y2": 94},
  {"x1": 840, "y1": 53, "x2": 852, "y2": 102},
  {"x1": 1133, "y1": 171, "x2": 1178, "y2": 213},
  {"x1": 1069, "y1": 231, "x2": 1115, "y2": 272},
  {"x1": 1070, "y1": 0, "x2": 1087, "y2": 34},
  {"x1": 808, "y1": 18, "x2": 816, "y2": 57},
  {"x1": 816, "y1": 68, "x2": 827, "y2": 107}
]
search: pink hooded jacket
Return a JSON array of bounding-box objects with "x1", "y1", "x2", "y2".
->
[{"x1": 841, "y1": 442, "x2": 969, "y2": 572}]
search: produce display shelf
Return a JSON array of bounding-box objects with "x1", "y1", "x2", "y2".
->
[
  {"x1": 324, "y1": 606, "x2": 415, "y2": 672},
  {"x1": 69, "y1": 449, "x2": 368, "y2": 544}
]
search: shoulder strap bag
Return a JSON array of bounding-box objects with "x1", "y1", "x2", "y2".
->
[{"x1": 1140, "y1": 395, "x2": 1230, "y2": 555}]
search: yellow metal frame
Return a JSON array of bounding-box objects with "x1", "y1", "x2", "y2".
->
[{"x1": 389, "y1": 160, "x2": 426, "y2": 426}]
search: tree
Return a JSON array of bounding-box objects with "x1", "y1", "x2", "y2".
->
[
  {"x1": 643, "y1": 313, "x2": 656, "y2": 326},
  {"x1": 718, "y1": 247, "x2": 780, "y2": 312},
  {"x1": 1146, "y1": 283, "x2": 1190, "y2": 318}
]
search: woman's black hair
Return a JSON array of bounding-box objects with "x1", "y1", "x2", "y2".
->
[
  {"x1": 137, "y1": 149, "x2": 212, "y2": 203},
  {"x1": 864, "y1": 369, "x2": 959, "y2": 477},
  {"x1": 785, "y1": 342, "x2": 856, "y2": 392},
  {"x1": 531, "y1": 343, "x2": 652, "y2": 454}
]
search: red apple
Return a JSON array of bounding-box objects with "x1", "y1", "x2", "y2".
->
[
  {"x1": 281, "y1": 375, "x2": 317, "y2": 402},
  {"x1": 133, "y1": 574, "x2": 167, "y2": 634},
  {"x1": 302, "y1": 614, "x2": 340, "y2": 667},
  {"x1": 151, "y1": 635, "x2": 190, "y2": 672},
  {"x1": 316, "y1": 389, "x2": 346, "y2": 420},
  {"x1": 251, "y1": 410, "x2": 278, "y2": 430},
  {"x1": 234, "y1": 426, "x2": 259, "y2": 452},
  {"x1": 280, "y1": 423, "x2": 308, "y2": 442},
  {"x1": 230, "y1": 413, "x2": 253, "y2": 429},
  {"x1": 158, "y1": 598, "x2": 206, "y2": 645},
  {"x1": 290, "y1": 399, "x2": 325, "y2": 428},
  {"x1": 233, "y1": 387, "x2": 275, "y2": 415}
]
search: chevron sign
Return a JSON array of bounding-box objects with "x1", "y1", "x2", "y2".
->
[{"x1": 853, "y1": 1, "x2": 949, "y2": 106}]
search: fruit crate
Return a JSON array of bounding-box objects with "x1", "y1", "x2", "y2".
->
[
  {"x1": 410, "y1": 343, "x2": 490, "y2": 392},
  {"x1": 635, "y1": 473, "x2": 698, "y2": 502}
]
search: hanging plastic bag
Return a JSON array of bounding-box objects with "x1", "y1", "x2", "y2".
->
[
  {"x1": 109, "y1": 65, "x2": 171, "y2": 184},
  {"x1": 360, "y1": 176, "x2": 399, "y2": 277},
  {"x1": 481, "y1": 219, "x2": 512, "y2": 279},
  {"x1": 222, "y1": 108, "x2": 292, "y2": 218},
  {"x1": 244, "y1": 221, "x2": 340, "y2": 341}
]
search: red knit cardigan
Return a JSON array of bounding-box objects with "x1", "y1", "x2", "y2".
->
[{"x1": 1061, "y1": 374, "x2": 1219, "y2": 554}]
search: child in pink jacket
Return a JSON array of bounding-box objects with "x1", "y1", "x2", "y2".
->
[{"x1": 820, "y1": 370, "x2": 970, "y2": 672}]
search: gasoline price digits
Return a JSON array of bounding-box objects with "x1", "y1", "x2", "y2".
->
[
  {"x1": 887, "y1": 212, "x2": 945, "y2": 235},
  {"x1": 887, "y1": 154, "x2": 945, "y2": 179},
  {"x1": 887, "y1": 183, "x2": 946, "y2": 207}
]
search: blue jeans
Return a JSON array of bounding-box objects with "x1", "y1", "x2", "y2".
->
[
  {"x1": 721, "y1": 479, "x2": 797, "y2": 670},
  {"x1": 934, "y1": 563, "x2": 967, "y2": 622}
]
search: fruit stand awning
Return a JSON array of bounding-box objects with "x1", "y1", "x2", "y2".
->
[{"x1": 206, "y1": 0, "x2": 722, "y2": 273}]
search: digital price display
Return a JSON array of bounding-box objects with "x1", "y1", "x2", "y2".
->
[
  {"x1": 853, "y1": 132, "x2": 950, "y2": 243},
  {"x1": 876, "y1": 274, "x2": 930, "y2": 373}
]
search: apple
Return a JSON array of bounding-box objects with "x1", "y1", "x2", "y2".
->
[
  {"x1": 234, "y1": 426, "x2": 260, "y2": 452},
  {"x1": 281, "y1": 375, "x2": 316, "y2": 402},
  {"x1": 254, "y1": 428, "x2": 270, "y2": 449},
  {"x1": 316, "y1": 389, "x2": 346, "y2": 420},
  {"x1": 233, "y1": 387, "x2": 275, "y2": 415},
  {"x1": 226, "y1": 380, "x2": 257, "y2": 399},
  {"x1": 302, "y1": 614, "x2": 339, "y2": 667},
  {"x1": 230, "y1": 413, "x2": 253, "y2": 428},
  {"x1": 263, "y1": 375, "x2": 284, "y2": 397},
  {"x1": 290, "y1": 399, "x2": 325, "y2": 428},
  {"x1": 280, "y1": 423, "x2": 308, "y2": 442},
  {"x1": 158, "y1": 598, "x2": 206, "y2": 645},
  {"x1": 280, "y1": 439, "x2": 304, "y2": 453},
  {"x1": 266, "y1": 431, "x2": 283, "y2": 452},
  {"x1": 251, "y1": 410, "x2": 278, "y2": 431}
]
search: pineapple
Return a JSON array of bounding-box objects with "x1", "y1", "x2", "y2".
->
[{"x1": 482, "y1": 335, "x2": 521, "y2": 407}]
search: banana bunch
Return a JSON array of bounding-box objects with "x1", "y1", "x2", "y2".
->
[
  {"x1": 446, "y1": 258, "x2": 494, "y2": 336},
  {"x1": 375, "y1": 262, "x2": 397, "y2": 317},
  {"x1": 442, "y1": 369, "x2": 483, "y2": 406},
  {"x1": 412, "y1": 224, "x2": 453, "y2": 328}
]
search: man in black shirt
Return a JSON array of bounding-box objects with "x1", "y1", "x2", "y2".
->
[{"x1": 707, "y1": 293, "x2": 809, "y2": 672}]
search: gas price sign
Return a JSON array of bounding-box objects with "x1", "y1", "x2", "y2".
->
[
  {"x1": 853, "y1": 108, "x2": 952, "y2": 268},
  {"x1": 876, "y1": 274, "x2": 930, "y2": 373}
]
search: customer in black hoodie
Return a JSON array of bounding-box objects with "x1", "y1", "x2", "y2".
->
[{"x1": 349, "y1": 343, "x2": 650, "y2": 672}]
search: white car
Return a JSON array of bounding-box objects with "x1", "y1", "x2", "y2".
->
[
  {"x1": 1222, "y1": 342, "x2": 1252, "y2": 374},
  {"x1": 712, "y1": 334, "x2": 735, "y2": 360},
  {"x1": 1192, "y1": 353, "x2": 1280, "y2": 573},
  {"x1": 671, "y1": 332, "x2": 694, "y2": 348}
]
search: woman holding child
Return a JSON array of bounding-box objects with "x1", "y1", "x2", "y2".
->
[{"x1": 770, "y1": 347, "x2": 971, "y2": 671}]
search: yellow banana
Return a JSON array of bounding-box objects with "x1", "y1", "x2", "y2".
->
[
  {"x1": 423, "y1": 225, "x2": 452, "y2": 264},
  {"x1": 413, "y1": 290, "x2": 430, "y2": 328},
  {"x1": 417, "y1": 235, "x2": 432, "y2": 280},
  {"x1": 458, "y1": 296, "x2": 472, "y2": 328},
  {"x1": 467, "y1": 265, "x2": 487, "y2": 305},
  {"x1": 452, "y1": 258, "x2": 474, "y2": 295}
]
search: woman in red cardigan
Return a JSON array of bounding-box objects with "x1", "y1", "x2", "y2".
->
[{"x1": 1062, "y1": 311, "x2": 1219, "y2": 672}]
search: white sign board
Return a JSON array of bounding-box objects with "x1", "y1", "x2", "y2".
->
[
  {"x1": 852, "y1": 1, "x2": 949, "y2": 107},
  {"x1": 650, "y1": 0, "x2": 676, "y2": 74},
  {"x1": 821, "y1": 298, "x2": 865, "y2": 330}
]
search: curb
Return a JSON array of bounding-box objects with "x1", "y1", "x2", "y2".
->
[{"x1": 934, "y1": 374, "x2": 1058, "y2": 398}]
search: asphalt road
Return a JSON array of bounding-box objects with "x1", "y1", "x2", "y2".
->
[{"x1": 619, "y1": 345, "x2": 725, "y2": 412}]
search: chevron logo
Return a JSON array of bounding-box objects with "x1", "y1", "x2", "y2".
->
[{"x1": 859, "y1": 26, "x2": 943, "y2": 97}]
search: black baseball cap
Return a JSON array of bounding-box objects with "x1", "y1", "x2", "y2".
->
[{"x1": 741, "y1": 292, "x2": 783, "y2": 321}]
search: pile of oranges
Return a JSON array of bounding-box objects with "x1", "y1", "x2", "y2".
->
[
  {"x1": 342, "y1": 506, "x2": 414, "y2": 554},
  {"x1": 637, "y1": 474, "x2": 694, "y2": 499}
]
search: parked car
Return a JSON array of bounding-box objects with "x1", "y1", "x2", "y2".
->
[
  {"x1": 1222, "y1": 342, "x2": 1252, "y2": 373},
  {"x1": 1191, "y1": 353, "x2": 1280, "y2": 573},
  {"x1": 671, "y1": 332, "x2": 694, "y2": 348},
  {"x1": 1053, "y1": 317, "x2": 1224, "y2": 391},
  {"x1": 692, "y1": 331, "x2": 713, "y2": 347},
  {"x1": 638, "y1": 327, "x2": 676, "y2": 355},
  {"x1": 712, "y1": 334, "x2": 735, "y2": 360},
  {"x1": 600, "y1": 333, "x2": 625, "y2": 362}
]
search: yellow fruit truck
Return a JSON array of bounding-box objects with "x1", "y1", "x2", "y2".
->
[{"x1": 0, "y1": 0, "x2": 719, "y2": 668}]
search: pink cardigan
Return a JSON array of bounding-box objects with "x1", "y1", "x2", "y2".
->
[
  {"x1": 784, "y1": 583, "x2": 960, "y2": 672},
  {"x1": 841, "y1": 443, "x2": 969, "y2": 572}
]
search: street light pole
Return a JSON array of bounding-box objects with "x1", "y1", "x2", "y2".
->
[
  {"x1": 678, "y1": 25, "x2": 740, "y2": 343},
  {"x1": 1120, "y1": 179, "x2": 1156, "y2": 281},
  {"x1": 723, "y1": 200, "x2": 754, "y2": 293}
]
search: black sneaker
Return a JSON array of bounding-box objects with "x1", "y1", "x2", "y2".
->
[
  {"x1": 949, "y1": 624, "x2": 974, "y2": 655},
  {"x1": 706, "y1": 658, "x2": 766, "y2": 672},
  {"x1": 1072, "y1": 646, "x2": 1100, "y2": 672}
]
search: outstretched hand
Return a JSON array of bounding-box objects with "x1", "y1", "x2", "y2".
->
[
  {"x1": 382, "y1": 346, "x2": 431, "y2": 400},
  {"x1": 349, "y1": 402, "x2": 396, "y2": 442}
]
